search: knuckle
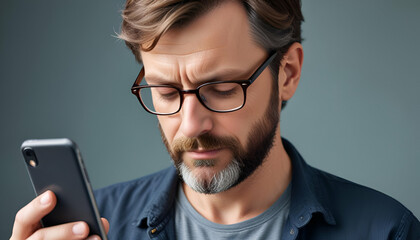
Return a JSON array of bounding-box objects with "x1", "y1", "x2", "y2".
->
[
  {"x1": 30, "y1": 230, "x2": 45, "y2": 240},
  {"x1": 14, "y1": 208, "x2": 28, "y2": 225}
]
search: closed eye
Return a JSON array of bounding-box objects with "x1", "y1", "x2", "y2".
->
[
  {"x1": 152, "y1": 87, "x2": 179, "y2": 101},
  {"x1": 203, "y1": 83, "x2": 241, "y2": 98}
]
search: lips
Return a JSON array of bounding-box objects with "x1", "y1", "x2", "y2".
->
[{"x1": 185, "y1": 148, "x2": 223, "y2": 159}]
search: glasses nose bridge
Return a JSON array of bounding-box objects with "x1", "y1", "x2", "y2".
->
[
  {"x1": 180, "y1": 88, "x2": 199, "y2": 95},
  {"x1": 179, "y1": 88, "x2": 203, "y2": 107},
  {"x1": 180, "y1": 88, "x2": 201, "y2": 100}
]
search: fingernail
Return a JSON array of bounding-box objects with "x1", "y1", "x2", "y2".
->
[
  {"x1": 86, "y1": 235, "x2": 100, "y2": 240},
  {"x1": 40, "y1": 192, "x2": 51, "y2": 205},
  {"x1": 72, "y1": 222, "x2": 86, "y2": 235}
]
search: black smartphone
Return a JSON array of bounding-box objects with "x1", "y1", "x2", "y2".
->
[{"x1": 21, "y1": 138, "x2": 108, "y2": 239}]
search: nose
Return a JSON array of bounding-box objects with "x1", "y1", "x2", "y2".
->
[{"x1": 179, "y1": 94, "x2": 213, "y2": 138}]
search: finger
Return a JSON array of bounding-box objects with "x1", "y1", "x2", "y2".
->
[
  {"x1": 85, "y1": 235, "x2": 101, "y2": 240},
  {"x1": 83, "y1": 219, "x2": 109, "y2": 240},
  {"x1": 11, "y1": 190, "x2": 57, "y2": 239},
  {"x1": 27, "y1": 221, "x2": 89, "y2": 240},
  {"x1": 101, "y1": 218, "x2": 110, "y2": 234}
]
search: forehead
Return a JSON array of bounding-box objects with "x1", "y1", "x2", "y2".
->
[
  {"x1": 151, "y1": 2, "x2": 248, "y2": 55},
  {"x1": 140, "y1": 1, "x2": 265, "y2": 81}
]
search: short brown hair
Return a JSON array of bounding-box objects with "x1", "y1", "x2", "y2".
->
[{"x1": 119, "y1": 0, "x2": 304, "y2": 109}]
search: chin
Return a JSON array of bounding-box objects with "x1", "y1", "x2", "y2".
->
[
  {"x1": 192, "y1": 167, "x2": 218, "y2": 180},
  {"x1": 178, "y1": 159, "x2": 241, "y2": 194}
]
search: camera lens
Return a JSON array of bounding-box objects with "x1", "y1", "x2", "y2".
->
[
  {"x1": 23, "y1": 148, "x2": 38, "y2": 167},
  {"x1": 24, "y1": 148, "x2": 34, "y2": 157}
]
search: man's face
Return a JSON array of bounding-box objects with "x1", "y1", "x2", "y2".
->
[{"x1": 140, "y1": 1, "x2": 281, "y2": 194}]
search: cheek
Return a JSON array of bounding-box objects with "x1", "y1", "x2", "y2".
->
[
  {"x1": 157, "y1": 116, "x2": 180, "y2": 144},
  {"x1": 225, "y1": 72, "x2": 273, "y2": 144},
  {"x1": 218, "y1": 117, "x2": 250, "y2": 147},
  {"x1": 214, "y1": 99, "x2": 265, "y2": 148},
  {"x1": 247, "y1": 70, "x2": 273, "y2": 107}
]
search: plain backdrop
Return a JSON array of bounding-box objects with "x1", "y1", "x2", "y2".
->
[{"x1": 1, "y1": 0, "x2": 419, "y2": 238}]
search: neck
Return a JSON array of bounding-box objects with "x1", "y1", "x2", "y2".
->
[{"x1": 182, "y1": 129, "x2": 291, "y2": 224}]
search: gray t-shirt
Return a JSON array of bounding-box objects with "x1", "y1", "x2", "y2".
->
[{"x1": 175, "y1": 184, "x2": 291, "y2": 240}]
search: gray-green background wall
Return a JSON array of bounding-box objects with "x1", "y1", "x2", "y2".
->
[{"x1": 1, "y1": 0, "x2": 419, "y2": 238}]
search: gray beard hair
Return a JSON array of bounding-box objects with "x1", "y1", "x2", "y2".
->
[{"x1": 179, "y1": 159, "x2": 241, "y2": 194}]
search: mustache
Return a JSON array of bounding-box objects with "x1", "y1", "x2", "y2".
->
[{"x1": 171, "y1": 133, "x2": 241, "y2": 159}]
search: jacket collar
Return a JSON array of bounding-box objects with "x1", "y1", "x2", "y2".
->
[
  {"x1": 136, "y1": 167, "x2": 179, "y2": 228},
  {"x1": 283, "y1": 138, "x2": 336, "y2": 227}
]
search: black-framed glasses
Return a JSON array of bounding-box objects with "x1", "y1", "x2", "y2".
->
[{"x1": 131, "y1": 51, "x2": 277, "y2": 115}]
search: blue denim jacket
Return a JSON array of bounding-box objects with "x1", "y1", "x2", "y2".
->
[{"x1": 94, "y1": 139, "x2": 420, "y2": 239}]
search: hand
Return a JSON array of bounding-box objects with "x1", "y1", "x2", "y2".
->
[{"x1": 10, "y1": 190, "x2": 109, "y2": 240}]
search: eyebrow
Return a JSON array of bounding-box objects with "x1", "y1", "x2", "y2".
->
[{"x1": 144, "y1": 68, "x2": 253, "y2": 86}]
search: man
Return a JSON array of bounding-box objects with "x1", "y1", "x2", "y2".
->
[{"x1": 10, "y1": 0, "x2": 420, "y2": 239}]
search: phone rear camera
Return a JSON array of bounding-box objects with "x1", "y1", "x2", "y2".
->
[
  {"x1": 23, "y1": 148, "x2": 38, "y2": 167},
  {"x1": 24, "y1": 148, "x2": 34, "y2": 157}
]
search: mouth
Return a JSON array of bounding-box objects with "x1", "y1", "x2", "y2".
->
[{"x1": 185, "y1": 148, "x2": 223, "y2": 160}]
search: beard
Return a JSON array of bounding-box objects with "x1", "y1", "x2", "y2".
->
[{"x1": 160, "y1": 81, "x2": 280, "y2": 194}]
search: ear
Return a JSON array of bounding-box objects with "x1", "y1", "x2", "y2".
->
[{"x1": 278, "y1": 42, "x2": 303, "y2": 102}]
